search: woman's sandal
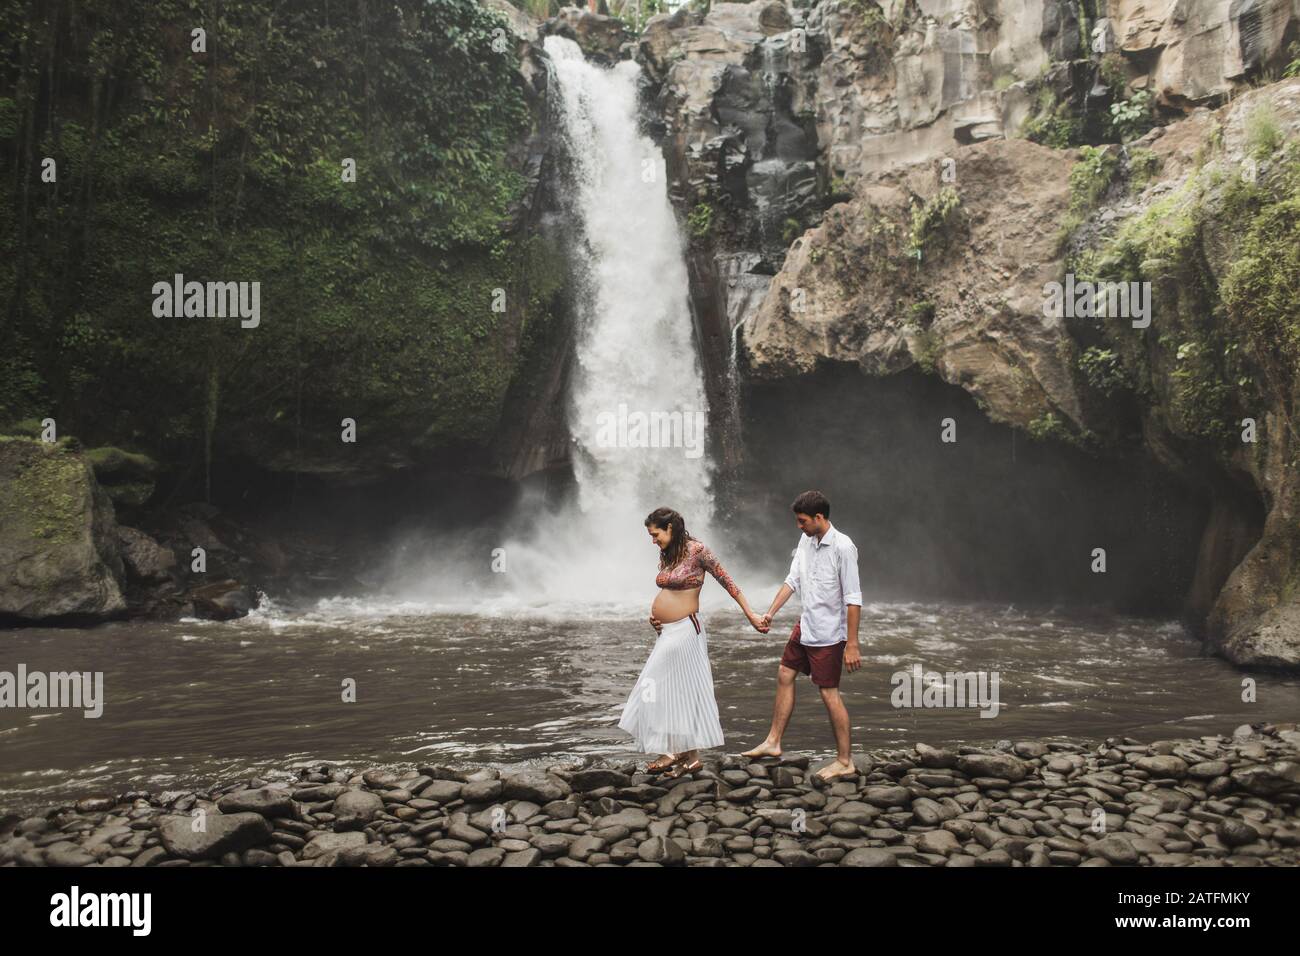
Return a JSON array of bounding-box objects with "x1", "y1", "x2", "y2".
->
[
  {"x1": 645, "y1": 754, "x2": 678, "y2": 774},
  {"x1": 663, "y1": 757, "x2": 702, "y2": 779}
]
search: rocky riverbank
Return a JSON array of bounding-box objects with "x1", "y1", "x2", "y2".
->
[{"x1": 4, "y1": 723, "x2": 1298, "y2": 868}]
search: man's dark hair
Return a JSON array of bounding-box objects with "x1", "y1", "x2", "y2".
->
[{"x1": 791, "y1": 490, "x2": 830, "y2": 519}]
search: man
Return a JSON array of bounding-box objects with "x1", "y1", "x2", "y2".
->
[{"x1": 743, "y1": 490, "x2": 862, "y2": 782}]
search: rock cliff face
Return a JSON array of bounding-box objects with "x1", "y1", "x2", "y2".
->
[
  {"x1": 635, "y1": 0, "x2": 1299, "y2": 399},
  {"x1": 621, "y1": 1, "x2": 1300, "y2": 667},
  {"x1": 740, "y1": 82, "x2": 1300, "y2": 668}
]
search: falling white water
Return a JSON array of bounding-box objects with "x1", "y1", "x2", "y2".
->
[
  {"x1": 372, "y1": 37, "x2": 721, "y2": 614},
  {"x1": 547, "y1": 37, "x2": 713, "y2": 522},
  {"x1": 500, "y1": 36, "x2": 715, "y2": 602}
]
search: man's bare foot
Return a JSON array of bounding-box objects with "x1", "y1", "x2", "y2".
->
[
  {"x1": 814, "y1": 759, "x2": 857, "y2": 782},
  {"x1": 741, "y1": 741, "x2": 782, "y2": 759}
]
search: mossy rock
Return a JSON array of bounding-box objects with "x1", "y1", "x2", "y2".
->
[
  {"x1": 0, "y1": 438, "x2": 125, "y2": 620},
  {"x1": 84, "y1": 446, "x2": 158, "y2": 481},
  {"x1": 84, "y1": 446, "x2": 158, "y2": 508}
]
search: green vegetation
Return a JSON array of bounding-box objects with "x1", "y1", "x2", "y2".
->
[
  {"x1": 1069, "y1": 146, "x2": 1120, "y2": 214},
  {"x1": 1285, "y1": 41, "x2": 1300, "y2": 78},
  {"x1": 842, "y1": 0, "x2": 896, "y2": 52},
  {"x1": 902, "y1": 301, "x2": 939, "y2": 373},
  {"x1": 911, "y1": 328, "x2": 940, "y2": 374},
  {"x1": 607, "y1": 0, "x2": 664, "y2": 32},
  {"x1": 1077, "y1": 346, "x2": 1132, "y2": 395},
  {"x1": 1071, "y1": 137, "x2": 1300, "y2": 451},
  {"x1": 908, "y1": 187, "x2": 962, "y2": 258},
  {"x1": 1108, "y1": 89, "x2": 1154, "y2": 142},
  {"x1": 1127, "y1": 148, "x2": 1161, "y2": 190},
  {"x1": 844, "y1": 0, "x2": 886, "y2": 26},
  {"x1": 1023, "y1": 409, "x2": 1100, "y2": 449},
  {"x1": 688, "y1": 202, "x2": 714, "y2": 239},
  {"x1": 1099, "y1": 53, "x2": 1128, "y2": 95},
  {"x1": 782, "y1": 217, "x2": 803, "y2": 245},
  {"x1": 1057, "y1": 145, "x2": 1120, "y2": 242},
  {"x1": 1219, "y1": 150, "x2": 1300, "y2": 412},
  {"x1": 1027, "y1": 411, "x2": 1070, "y2": 443},
  {"x1": 1244, "y1": 103, "x2": 1283, "y2": 160},
  {"x1": 1022, "y1": 87, "x2": 1085, "y2": 149},
  {"x1": 0, "y1": 0, "x2": 563, "y2": 498},
  {"x1": 908, "y1": 301, "x2": 936, "y2": 324},
  {"x1": 0, "y1": 439, "x2": 87, "y2": 544}
]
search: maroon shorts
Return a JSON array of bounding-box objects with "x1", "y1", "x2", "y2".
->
[{"x1": 779, "y1": 621, "x2": 845, "y2": 688}]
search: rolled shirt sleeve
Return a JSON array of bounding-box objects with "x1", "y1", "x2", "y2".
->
[
  {"x1": 784, "y1": 547, "x2": 801, "y2": 594},
  {"x1": 840, "y1": 541, "x2": 862, "y2": 606}
]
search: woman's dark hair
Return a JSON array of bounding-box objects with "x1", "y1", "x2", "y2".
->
[
  {"x1": 791, "y1": 489, "x2": 830, "y2": 519},
  {"x1": 645, "y1": 507, "x2": 694, "y2": 569}
]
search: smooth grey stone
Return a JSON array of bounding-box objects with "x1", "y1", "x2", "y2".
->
[
  {"x1": 159, "y1": 812, "x2": 272, "y2": 861},
  {"x1": 1135, "y1": 755, "x2": 1188, "y2": 778},
  {"x1": 502, "y1": 772, "x2": 571, "y2": 804},
  {"x1": 862, "y1": 786, "x2": 911, "y2": 808},
  {"x1": 571, "y1": 769, "x2": 633, "y2": 792},
  {"x1": 1218, "y1": 820, "x2": 1259, "y2": 847},
  {"x1": 502, "y1": 848, "x2": 541, "y2": 867},
  {"x1": 917, "y1": 830, "x2": 960, "y2": 855},
  {"x1": 462, "y1": 779, "x2": 505, "y2": 803},
  {"x1": 773, "y1": 849, "x2": 820, "y2": 867},
  {"x1": 956, "y1": 754, "x2": 1027, "y2": 781},
  {"x1": 291, "y1": 783, "x2": 347, "y2": 802},
  {"x1": 44, "y1": 842, "x2": 97, "y2": 867},
  {"x1": 468, "y1": 847, "x2": 507, "y2": 867},
  {"x1": 568, "y1": 834, "x2": 607, "y2": 861},
  {"x1": 1087, "y1": 834, "x2": 1140, "y2": 865},
  {"x1": 446, "y1": 823, "x2": 489, "y2": 847},
  {"x1": 418, "y1": 780, "x2": 464, "y2": 803},
  {"x1": 637, "y1": 835, "x2": 685, "y2": 865},
  {"x1": 595, "y1": 808, "x2": 649, "y2": 830},
  {"x1": 217, "y1": 787, "x2": 294, "y2": 818},
  {"x1": 332, "y1": 790, "x2": 385, "y2": 831},
  {"x1": 302, "y1": 831, "x2": 367, "y2": 860}
]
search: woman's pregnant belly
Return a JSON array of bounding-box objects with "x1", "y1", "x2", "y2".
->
[{"x1": 652, "y1": 586, "x2": 701, "y2": 624}]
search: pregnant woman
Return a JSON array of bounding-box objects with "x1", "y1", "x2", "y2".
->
[{"x1": 618, "y1": 507, "x2": 769, "y2": 778}]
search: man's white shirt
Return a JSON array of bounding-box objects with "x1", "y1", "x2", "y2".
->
[{"x1": 784, "y1": 524, "x2": 862, "y2": 646}]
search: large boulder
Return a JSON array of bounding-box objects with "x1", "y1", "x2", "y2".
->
[
  {"x1": 741, "y1": 136, "x2": 1078, "y2": 435},
  {"x1": 84, "y1": 446, "x2": 158, "y2": 508},
  {"x1": 0, "y1": 438, "x2": 125, "y2": 621},
  {"x1": 188, "y1": 579, "x2": 257, "y2": 621},
  {"x1": 115, "y1": 526, "x2": 176, "y2": 582}
]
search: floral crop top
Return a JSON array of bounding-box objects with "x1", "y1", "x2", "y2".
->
[{"x1": 656, "y1": 539, "x2": 741, "y2": 598}]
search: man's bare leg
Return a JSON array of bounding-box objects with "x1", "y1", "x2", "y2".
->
[
  {"x1": 813, "y1": 685, "x2": 855, "y2": 780},
  {"x1": 742, "y1": 664, "x2": 798, "y2": 758}
]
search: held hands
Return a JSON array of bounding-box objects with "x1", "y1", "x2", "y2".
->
[{"x1": 749, "y1": 610, "x2": 771, "y2": 634}]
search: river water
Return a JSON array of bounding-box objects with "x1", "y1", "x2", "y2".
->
[{"x1": 4, "y1": 594, "x2": 1297, "y2": 816}]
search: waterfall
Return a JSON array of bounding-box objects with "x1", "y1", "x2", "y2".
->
[
  {"x1": 491, "y1": 37, "x2": 717, "y2": 606},
  {"x1": 546, "y1": 35, "x2": 713, "y2": 522}
]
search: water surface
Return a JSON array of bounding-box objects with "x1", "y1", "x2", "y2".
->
[{"x1": 3, "y1": 595, "x2": 1295, "y2": 816}]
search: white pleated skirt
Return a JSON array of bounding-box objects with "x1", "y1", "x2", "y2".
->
[{"x1": 618, "y1": 613, "x2": 725, "y2": 754}]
